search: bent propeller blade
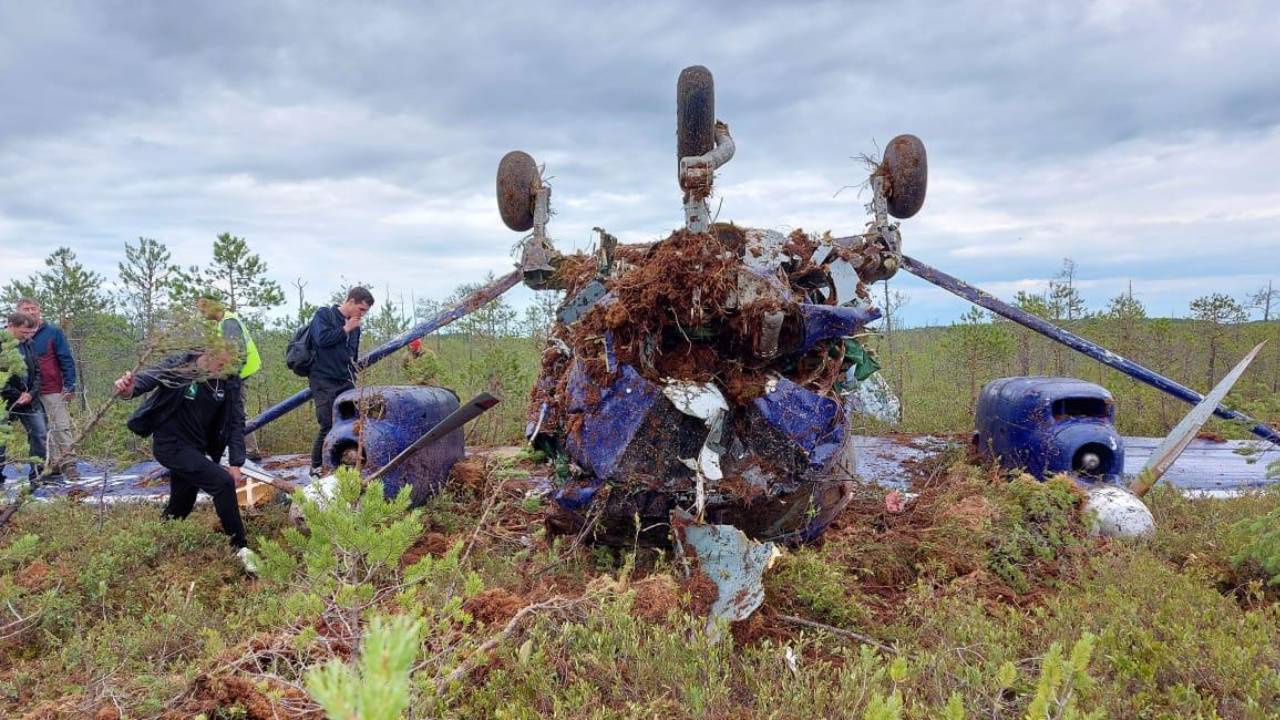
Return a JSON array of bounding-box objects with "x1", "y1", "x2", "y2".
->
[{"x1": 1131, "y1": 341, "x2": 1266, "y2": 497}]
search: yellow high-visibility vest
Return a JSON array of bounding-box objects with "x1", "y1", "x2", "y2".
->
[{"x1": 219, "y1": 312, "x2": 261, "y2": 378}]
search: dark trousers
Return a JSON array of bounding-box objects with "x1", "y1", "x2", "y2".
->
[
  {"x1": 153, "y1": 437, "x2": 247, "y2": 548},
  {"x1": 310, "y1": 377, "x2": 353, "y2": 469},
  {"x1": 0, "y1": 404, "x2": 48, "y2": 471}
]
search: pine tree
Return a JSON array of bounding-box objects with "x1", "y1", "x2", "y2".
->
[
  {"x1": 942, "y1": 306, "x2": 1014, "y2": 414},
  {"x1": 1189, "y1": 293, "x2": 1247, "y2": 387},
  {"x1": 117, "y1": 237, "x2": 175, "y2": 335},
  {"x1": 366, "y1": 292, "x2": 411, "y2": 341},
  {"x1": 2, "y1": 247, "x2": 112, "y2": 337},
  {"x1": 1047, "y1": 258, "x2": 1087, "y2": 322},
  {"x1": 1013, "y1": 290, "x2": 1051, "y2": 375},
  {"x1": 173, "y1": 233, "x2": 284, "y2": 321},
  {"x1": 1248, "y1": 280, "x2": 1277, "y2": 322}
]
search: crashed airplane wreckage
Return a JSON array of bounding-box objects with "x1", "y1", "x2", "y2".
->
[
  {"x1": 504, "y1": 68, "x2": 919, "y2": 547},
  {"x1": 232, "y1": 66, "x2": 1277, "y2": 558}
]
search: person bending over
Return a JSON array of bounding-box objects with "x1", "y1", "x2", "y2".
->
[{"x1": 114, "y1": 345, "x2": 259, "y2": 573}]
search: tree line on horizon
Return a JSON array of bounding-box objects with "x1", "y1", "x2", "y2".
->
[{"x1": 0, "y1": 238, "x2": 1275, "y2": 448}]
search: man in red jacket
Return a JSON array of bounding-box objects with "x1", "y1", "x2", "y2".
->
[{"x1": 16, "y1": 298, "x2": 79, "y2": 480}]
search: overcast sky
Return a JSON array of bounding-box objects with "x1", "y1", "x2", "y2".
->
[{"x1": 1, "y1": 1, "x2": 1276, "y2": 326}]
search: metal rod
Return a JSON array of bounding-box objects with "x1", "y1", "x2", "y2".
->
[
  {"x1": 900, "y1": 254, "x2": 1280, "y2": 446},
  {"x1": 246, "y1": 269, "x2": 522, "y2": 434}
]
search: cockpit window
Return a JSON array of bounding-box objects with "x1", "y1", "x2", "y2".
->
[{"x1": 1052, "y1": 397, "x2": 1110, "y2": 419}]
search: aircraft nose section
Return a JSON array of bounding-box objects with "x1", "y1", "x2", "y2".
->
[{"x1": 1049, "y1": 422, "x2": 1126, "y2": 481}]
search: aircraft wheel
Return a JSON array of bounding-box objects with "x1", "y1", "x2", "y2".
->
[
  {"x1": 496, "y1": 150, "x2": 540, "y2": 232},
  {"x1": 677, "y1": 65, "x2": 715, "y2": 160},
  {"x1": 880, "y1": 134, "x2": 927, "y2": 219}
]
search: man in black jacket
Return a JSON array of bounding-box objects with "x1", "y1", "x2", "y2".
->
[
  {"x1": 1, "y1": 312, "x2": 47, "y2": 483},
  {"x1": 113, "y1": 344, "x2": 259, "y2": 572},
  {"x1": 307, "y1": 286, "x2": 374, "y2": 477}
]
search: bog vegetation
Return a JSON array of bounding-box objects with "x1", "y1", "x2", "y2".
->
[{"x1": 1, "y1": 238, "x2": 1279, "y2": 718}]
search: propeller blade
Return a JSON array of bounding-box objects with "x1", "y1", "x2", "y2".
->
[{"x1": 1131, "y1": 341, "x2": 1266, "y2": 497}]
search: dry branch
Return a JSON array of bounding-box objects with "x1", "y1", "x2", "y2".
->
[
  {"x1": 435, "y1": 598, "x2": 577, "y2": 694},
  {"x1": 776, "y1": 613, "x2": 896, "y2": 655}
]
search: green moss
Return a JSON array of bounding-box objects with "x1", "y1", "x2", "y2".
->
[{"x1": 767, "y1": 547, "x2": 870, "y2": 629}]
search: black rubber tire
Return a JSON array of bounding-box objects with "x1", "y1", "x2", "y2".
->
[
  {"x1": 881, "y1": 134, "x2": 928, "y2": 219},
  {"x1": 677, "y1": 65, "x2": 715, "y2": 160},
  {"x1": 496, "y1": 150, "x2": 540, "y2": 232}
]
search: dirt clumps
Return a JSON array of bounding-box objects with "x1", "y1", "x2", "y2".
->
[
  {"x1": 14, "y1": 561, "x2": 50, "y2": 591},
  {"x1": 940, "y1": 494, "x2": 1000, "y2": 530},
  {"x1": 401, "y1": 531, "x2": 453, "y2": 568},
  {"x1": 464, "y1": 588, "x2": 528, "y2": 626},
  {"x1": 185, "y1": 674, "x2": 319, "y2": 720},
  {"x1": 532, "y1": 224, "x2": 868, "y2": 424},
  {"x1": 683, "y1": 571, "x2": 719, "y2": 616},
  {"x1": 449, "y1": 455, "x2": 489, "y2": 494},
  {"x1": 631, "y1": 574, "x2": 681, "y2": 623},
  {"x1": 815, "y1": 463, "x2": 1090, "y2": 616}
]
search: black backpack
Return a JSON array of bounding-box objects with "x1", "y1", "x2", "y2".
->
[{"x1": 285, "y1": 320, "x2": 316, "y2": 377}]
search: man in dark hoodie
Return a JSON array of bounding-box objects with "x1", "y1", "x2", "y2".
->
[
  {"x1": 307, "y1": 286, "x2": 373, "y2": 478},
  {"x1": 113, "y1": 343, "x2": 259, "y2": 572},
  {"x1": 1, "y1": 312, "x2": 47, "y2": 482}
]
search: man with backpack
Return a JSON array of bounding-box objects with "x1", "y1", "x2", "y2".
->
[{"x1": 291, "y1": 287, "x2": 374, "y2": 478}]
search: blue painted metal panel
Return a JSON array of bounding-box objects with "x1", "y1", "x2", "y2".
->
[
  {"x1": 322, "y1": 385, "x2": 465, "y2": 505},
  {"x1": 976, "y1": 376, "x2": 1124, "y2": 481},
  {"x1": 751, "y1": 376, "x2": 848, "y2": 469},
  {"x1": 796, "y1": 303, "x2": 881, "y2": 354},
  {"x1": 561, "y1": 363, "x2": 661, "y2": 479}
]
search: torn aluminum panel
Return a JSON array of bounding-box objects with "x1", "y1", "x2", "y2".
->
[
  {"x1": 742, "y1": 228, "x2": 790, "y2": 271},
  {"x1": 672, "y1": 508, "x2": 781, "y2": 637},
  {"x1": 848, "y1": 371, "x2": 902, "y2": 426},
  {"x1": 289, "y1": 472, "x2": 340, "y2": 525},
  {"x1": 557, "y1": 280, "x2": 610, "y2": 324},
  {"x1": 663, "y1": 381, "x2": 729, "y2": 482}
]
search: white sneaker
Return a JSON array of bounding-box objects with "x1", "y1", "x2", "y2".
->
[{"x1": 236, "y1": 547, "x2": 261, "y2": 575}]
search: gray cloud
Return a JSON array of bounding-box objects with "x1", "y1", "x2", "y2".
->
[{"x1": 1, "y1": 0, "x2": 1277, "y2": 325}]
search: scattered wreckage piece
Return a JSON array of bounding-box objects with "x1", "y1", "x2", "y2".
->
[
  {"x1": 671, "y1": 508, "x2": 781, "y2": 637},
  {"x1": 976, "y1": 343, "x2": 1267, "y2": 537},
  {"x1": 292, "y1": 391, "x2": 499, "y2": 524},
  {"x1": 975, "y1": 376, "x2": 1151, "y2": 538},
  {"x1": 976, "y1": 378, "x2": 1125, "y2": 483},
  {"x1": 1082, "y1": 486, "x2": 1155, "y2": 539}
]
